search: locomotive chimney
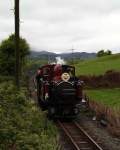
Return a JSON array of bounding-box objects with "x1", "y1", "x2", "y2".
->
[{"x1": 56, "y1": 57, "x2": 66, "y2": 65}]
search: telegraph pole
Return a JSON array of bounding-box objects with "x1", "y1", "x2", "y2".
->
[
  {"x1": 15, "y1": 0, "x2": 20, "y2": 89},
  {"x1": 72, "y1": 47, "x2": 74, "y2": 65}
]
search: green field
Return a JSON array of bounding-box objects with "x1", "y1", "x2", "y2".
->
[
  {"x1": 75, "y1": 54, "x2": 120, "y2": 75},
  {"x1": 85, "y1": 88, "x2": 120, "y2": 108}
]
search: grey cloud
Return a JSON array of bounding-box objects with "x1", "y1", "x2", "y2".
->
[{"x1": 0, "y1": 0, "x2": 120, "y2": 53}]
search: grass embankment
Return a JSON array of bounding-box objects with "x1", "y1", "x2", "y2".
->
[
  {"x1": 85, "y1": 88, "x2": 120, "y2": 136},
  {"x1": 85, "y1": 88, "x2": 120, "y2": 108},
  {"x1": 0, "y1": 82, "x2": 58, "y2": 150},
  {"x1": 75, "y1": 54, "x2": 120, "y2": 75}
]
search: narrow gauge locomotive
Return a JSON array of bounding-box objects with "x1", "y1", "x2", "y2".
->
[{"x1": 35, "y1": 64, "x2": 83, "y2": 118}]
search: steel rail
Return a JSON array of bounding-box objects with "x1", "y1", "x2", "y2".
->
[
  {"x1": 58, "y1": 121, "x2": 104, "y2": 150},
  {"x1": 74, "y1": 122, "x2": 103, "y2": 150},
  {"x1": 58, "y1": 121, "x2": 80, "y2": 150}
]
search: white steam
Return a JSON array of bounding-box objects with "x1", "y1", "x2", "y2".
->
[
  {"x1": 56, "y1": 57, "x2": 66, "y2": 64},
  {"x1": 50, "y1": 56, "x2": 66, "y2": 64}
]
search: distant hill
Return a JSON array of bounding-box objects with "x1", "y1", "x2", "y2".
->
[
  {"x1": 59, "y1": 52, "x2": 96, "y2": 60},
  {"x1": 30, "y1": 50, "x2": 96, "y2": 61},
  {"x1": 75, "y1": 53, "x2": 120, "y2": 75}
]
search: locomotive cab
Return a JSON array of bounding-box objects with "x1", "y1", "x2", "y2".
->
[
  {"x1": 35, "y1": 64, "x2": 83, "y2": 118},
  {"x1": 53, "y1": 65, "x2": 75, "y2": 81}
]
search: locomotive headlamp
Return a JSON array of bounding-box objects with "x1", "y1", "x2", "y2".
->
[{"x1": 61, "y1": 72, "x2": 70, "y2": 81}]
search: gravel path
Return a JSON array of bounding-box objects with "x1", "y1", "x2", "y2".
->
[{"x1": 77, "y1": 112, "x2": 120, "y2": 150}]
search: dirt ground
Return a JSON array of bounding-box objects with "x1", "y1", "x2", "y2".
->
[{"x1": 77, "y1": 112, "x2": 120, "y2": 150}]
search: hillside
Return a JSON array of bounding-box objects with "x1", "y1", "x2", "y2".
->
[
  {"x1": 75, "y1": 54, "x2": 120, "y2": 75},
  {"x1": 30, "y1": 50, "x2": 96, "y2": 61}
]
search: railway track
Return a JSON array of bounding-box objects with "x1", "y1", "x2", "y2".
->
[{"x1": 58, "y1": 121, "x2": 104, "y2": 150}]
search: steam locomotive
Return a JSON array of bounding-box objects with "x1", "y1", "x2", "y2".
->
[{"x1": 35, "y1": 64, "x2": 83, "y2": 118}]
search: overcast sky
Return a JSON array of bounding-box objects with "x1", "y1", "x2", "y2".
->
[{"x1": 0, "y1": 0, "x2": 120, "y2": 53}]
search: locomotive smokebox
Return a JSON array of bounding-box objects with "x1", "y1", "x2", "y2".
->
[{"x1": 52, "y1": 81, "x2": 77, "y2": 104}]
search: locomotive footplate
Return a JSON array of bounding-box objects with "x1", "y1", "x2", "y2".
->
[{"x1": 47, "y1": 105, "x2": 79, "y2": 119}]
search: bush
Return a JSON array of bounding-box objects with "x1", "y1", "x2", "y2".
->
[
  {"x1": 79, "y1": 70, "x2": 120, "y2": 88},
  {"x1": 0, "y1": 76, "x2": 14, "y2": 83},
  {"x1": 0, "y1": 82, "x2": 58, "y2": 150}
]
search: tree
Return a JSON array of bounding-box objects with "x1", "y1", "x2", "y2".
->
[
  {"x1": 97, "y1": 50, "x2": 105, "y2": 57},
  {"x1": 106, "y1": 49, "x2": 112, "y2": 55},
  {"x1": 97, "y1": 49, "x2": 112, "y2": 57},
  {"x1": 0, "y1": 34, "x2": 30, "y2": 75}
]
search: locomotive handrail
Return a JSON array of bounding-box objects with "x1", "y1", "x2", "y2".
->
[{"x1": 56, "y1": 81, "x2": 74, "y2": 86}]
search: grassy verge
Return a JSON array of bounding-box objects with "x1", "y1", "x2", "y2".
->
[
  {"x1": 85, "y1": 88, "x2": 120, "y2": 108},
  {"x1": 0, "y1": 82, "x2": 58, "y2": 150}
]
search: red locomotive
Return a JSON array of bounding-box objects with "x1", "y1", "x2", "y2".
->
[{"x1": 35, "y1": 64, "x2": 83, "y2": 118}]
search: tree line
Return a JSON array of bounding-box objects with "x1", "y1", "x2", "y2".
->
[{"x1": 97, "y1": 49, "x2": 112, "y2": 57}]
